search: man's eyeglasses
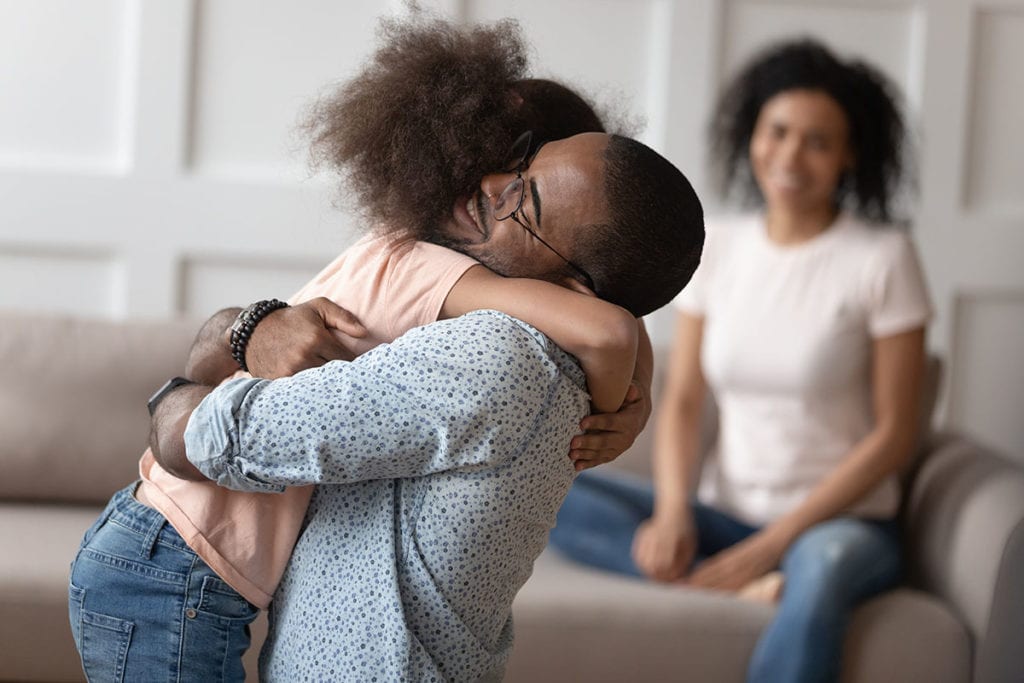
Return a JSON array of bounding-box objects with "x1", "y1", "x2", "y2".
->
[{"x1": 492, "y1": 131, "x2": 595, "y2": 291}]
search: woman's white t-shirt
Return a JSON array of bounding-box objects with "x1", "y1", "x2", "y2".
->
[{"x1": 674, "y1": 213, "x2": 932, "y2": 526}]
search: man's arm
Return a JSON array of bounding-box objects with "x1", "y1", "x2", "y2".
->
[
  {"x1": 150, "y1": 298, "x2": 368, "y2": 478},
  {"x1": 185, "y1": 298, "x2": 367, "y2": 384},
  {"x1": 185, "y1": 308, "x2": 241, "y2": 385},
  {"x1": 146, "y1": 307, "x2": 237, "y2": 479},
  {"x1": 149, "y1": 383, "x2": 213, "y2": 480},
  {"x1": 181, "y1": 313, "x2": 584, "y2": 492}
]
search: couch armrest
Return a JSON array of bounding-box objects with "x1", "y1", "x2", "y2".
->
[{"x1": 902, "y1": 431, "x2": 1024, "y2": 683}]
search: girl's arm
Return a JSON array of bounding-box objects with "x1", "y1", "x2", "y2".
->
[
  {"x1": 440, "y1": 265, "x2": 638, "y2": 414},
  {"x1": 570, "y1": 321, "x2": 654, "y2": 470}
]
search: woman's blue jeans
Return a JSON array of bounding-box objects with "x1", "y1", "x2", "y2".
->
[
  {"x1": 68, "y1": 483, "x2": 259, "y2": 682},
  {"x1": 550, "y1": 470, "x2": 902, "y2": 683}
]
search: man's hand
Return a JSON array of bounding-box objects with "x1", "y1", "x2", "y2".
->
[
  {"x1": 631, "y1": 513, "x2": 696, "y2": 582},
  {"x1": 243, "y1": 297, "x2": 367, "y2": 379},
  {"x1": 684, "y1": 530, "x2": 786, "y2": 592},
  {"x1": 569, "y1": 380, "x2": 651, "y2": 471}
]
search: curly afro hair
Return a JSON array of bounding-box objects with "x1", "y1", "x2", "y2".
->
[
  {"x1": 302, "y1": 12, "x2": 604, "y2": 241},
  {"x1": 710, "y1": 38, "x2": 912, "y2": 224}
]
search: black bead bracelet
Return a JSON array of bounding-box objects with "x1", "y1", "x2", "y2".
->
[{"x1": 229, "y1": 298, "x2": 289, "y2": 372}]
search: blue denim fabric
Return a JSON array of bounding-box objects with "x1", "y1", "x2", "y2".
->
[
  {"x1": 747, "y1": 517, "x2": 902, "y2": 683},
  {"x1": 68, "y1": 482, "x2": 258, "y2": 683},
  {"x1": 551, "y1": 470, "x2": 902, "y2": 683},
  {"x1": 549, "y1": 469, "x2": 760, "y2": 576}
]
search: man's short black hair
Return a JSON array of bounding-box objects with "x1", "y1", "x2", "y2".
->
[{"x1": 573, "y1": 135, "x2": 704, "y2": 317}]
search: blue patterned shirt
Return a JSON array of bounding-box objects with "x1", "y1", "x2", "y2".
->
[{"x1": 185, "y1": 310, "x2": 588, "y2": 681}]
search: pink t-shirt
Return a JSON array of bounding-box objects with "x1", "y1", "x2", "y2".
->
[{"x1": 138, "y1": 235, "x2": 478, "y2": 607}]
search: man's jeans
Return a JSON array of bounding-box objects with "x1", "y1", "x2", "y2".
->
[
  {"x1": 550, "y1": 470, "x2": 902, "y2": 683},
  {"x1": 69, "y1": 483, "x2": 259, "y2": 682}
]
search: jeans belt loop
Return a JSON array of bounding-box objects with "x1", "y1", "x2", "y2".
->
[{"x1": 140, "y1": 513, "x2": 166, "y2": 560}]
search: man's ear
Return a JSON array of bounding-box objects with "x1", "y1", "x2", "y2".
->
[{"x1": 561, "y1": 275, "x2": 596, "y2": 297}]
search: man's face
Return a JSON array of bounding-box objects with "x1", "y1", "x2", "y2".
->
[{"x1": 438, "y1": 132, "x2": 610, "y2": 283}]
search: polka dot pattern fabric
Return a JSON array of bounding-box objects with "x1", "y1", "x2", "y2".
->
[{"x1": 187, "y1": 311, "x2": 589, "y2": 681}]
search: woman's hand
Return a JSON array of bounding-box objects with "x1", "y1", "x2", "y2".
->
[
  {"x1": 570, "y1": 381, "x2": 650, "y2": 471},
  {"x1": 244, "y1": 297, "x2": 367, "y2": 379},
  {"x1": 685, "y1": 529, "x2": 787, "y2": 592},
  {"x1": 631, "y1": 512, "x2": 697, "y2": 582}
]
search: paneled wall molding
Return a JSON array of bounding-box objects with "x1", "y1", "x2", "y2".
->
[
  {"x1": 949, "y1": 289, "x2": 1024, "y2": 458},
  {"x1": 1, "y1": 0, "x2": 1021, "y2": 457}
]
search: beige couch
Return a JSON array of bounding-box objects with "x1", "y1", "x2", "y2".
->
[{"x1": 1, "y1": 311, "x2": 1022, "y2": 682}]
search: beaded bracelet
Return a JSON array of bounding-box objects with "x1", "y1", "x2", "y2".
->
[{"x1": 229, "y1": 299, "x2": 289, "y2": 372}]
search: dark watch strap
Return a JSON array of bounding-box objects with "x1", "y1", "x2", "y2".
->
[
  {"x1": 147, "y1": 376, "x2": 194, "y2": 416},
  {"x1": 230, "y1": 299, "x2": 289, "y2": 372}
]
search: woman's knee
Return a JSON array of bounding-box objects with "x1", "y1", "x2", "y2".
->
[{"x1": 782, "y1": 518, "x2": 901, "y2": 592}]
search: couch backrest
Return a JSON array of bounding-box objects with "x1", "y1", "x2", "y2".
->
[{"x1": 0, "y1": 311, "x2": 199, "y2": 505}]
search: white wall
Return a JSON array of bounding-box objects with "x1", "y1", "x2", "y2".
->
[{"x1": 1, "y1": 0, "x2": 1022, "y2": 460}]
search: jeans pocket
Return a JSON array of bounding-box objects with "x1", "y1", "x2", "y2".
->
[
  {"x1": 198, "y1": 575, "x2": 259, "y2": 621},
  {"x1": 79, "y1": 607, "x2": 134, "y2": 683},
  {"x1": 179, "y1": 575, "x2": 259, "y2": 682}
]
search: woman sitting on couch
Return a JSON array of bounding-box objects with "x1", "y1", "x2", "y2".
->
[{"x1": 550, "y1": 38, "x2": 932, "y2": 683}]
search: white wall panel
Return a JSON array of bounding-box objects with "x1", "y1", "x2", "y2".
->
[
  {"x1": 465, "y1": 0, "x2": 663, "y2": 142},
  {"x1": 188, "y1": 0, "x2": 389, "y2": 179},
  {"x1": 963, "y1": 8, "x2": 1024, "y2": 215},
  {"x1": 720, "y1": 1, "x2": 921, "y2": 107},
  {"x1": 0, "y1": 0, "x2": 132, "y2": 172},
  {"x1": 0, "y1": 0, "x2": 1021, "y2": 457},
  {"x1": 0, "y1": 249, "x2": 119, "y2": 316},
  {"x1": 950, "y1": 292, "x2": 1024, "y2": 462},
  {"x1": 180, "y1": 255, "x2": 321, "y2": 318}
]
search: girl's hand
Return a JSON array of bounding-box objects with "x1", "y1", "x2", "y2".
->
[
  {"x1": 570, "y1": 381, "x2": 650, "y2": 471},
  {"x1": 631, "y1": 512, "x2": 696, "y2": 582},
  {"x1": 685, "y1": 530, "x2": 787, "y2": 592}
]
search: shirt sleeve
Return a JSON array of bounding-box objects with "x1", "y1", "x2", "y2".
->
[
  {"x1": 184, "y1": 312, "x2": 574, "y2": 492},
  {"x1": 867, "y1": 233, "x2": 933, "y2": 338},
  {"x1": 284, "y1": 236, "x2": 478, "y2": 354},
  {"x1": 380, "y1": 240, "x2": 479, "y2": 340}
]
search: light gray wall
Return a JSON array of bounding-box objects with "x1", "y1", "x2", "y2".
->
[{"x1": 1, "y1": 0, "x2": 1021, "y2": 460}]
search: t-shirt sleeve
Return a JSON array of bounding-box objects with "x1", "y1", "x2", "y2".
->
[
  {"x1": 285, "y1": 235, "x2": 478, "y2": 349},
  {"x1": 381, "y1": 241, "x2": 479, "y2": 340},
  {"x1": 867, "y1": 233, "x2": 933, "y2": 338}
]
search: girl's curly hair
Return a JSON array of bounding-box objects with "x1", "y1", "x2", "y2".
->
[
  {"x1": 302, "y1": 13, "x2": 603, "y2": 241},
  {"x1": 710, "y1": 38, "x2": 913, "y2": 224}
]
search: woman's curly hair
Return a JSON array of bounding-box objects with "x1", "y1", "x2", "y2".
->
[
  {"x1": 302, "y1": 12, "x2": 604, "y2": 241},
  {"x1": 710, "y1": 38, "x2": 913, "y2": 224}
]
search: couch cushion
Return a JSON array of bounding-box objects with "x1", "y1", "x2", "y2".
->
[
  {"x1": 507, "y1": 549, "x2": 971, "y2": 683},
  {"x1": 0, "y1": 501, "x2": 267, "y2": 682},
  {"x1": 0, "y1": 503, "x2": 103, "y2": 682},
  {"x1": 0, "y1": 312, "x2": 198, "y2": 504}
]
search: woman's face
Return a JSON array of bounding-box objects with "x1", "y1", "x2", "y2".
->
[{"x1": 749, "y1": 89, "x2": 853, "y2": 216}]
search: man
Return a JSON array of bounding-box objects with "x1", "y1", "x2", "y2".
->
[{"x1": 151, "y1": 130, "x2": 704, "y2": 680}]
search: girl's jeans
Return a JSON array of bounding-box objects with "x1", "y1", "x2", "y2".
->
[
  {"x1": 68, "y1": 483, "x2": 259, "y2": 682},
  {"x1": 550, "y1": 470, "x2": 902, "y2": 683}
]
